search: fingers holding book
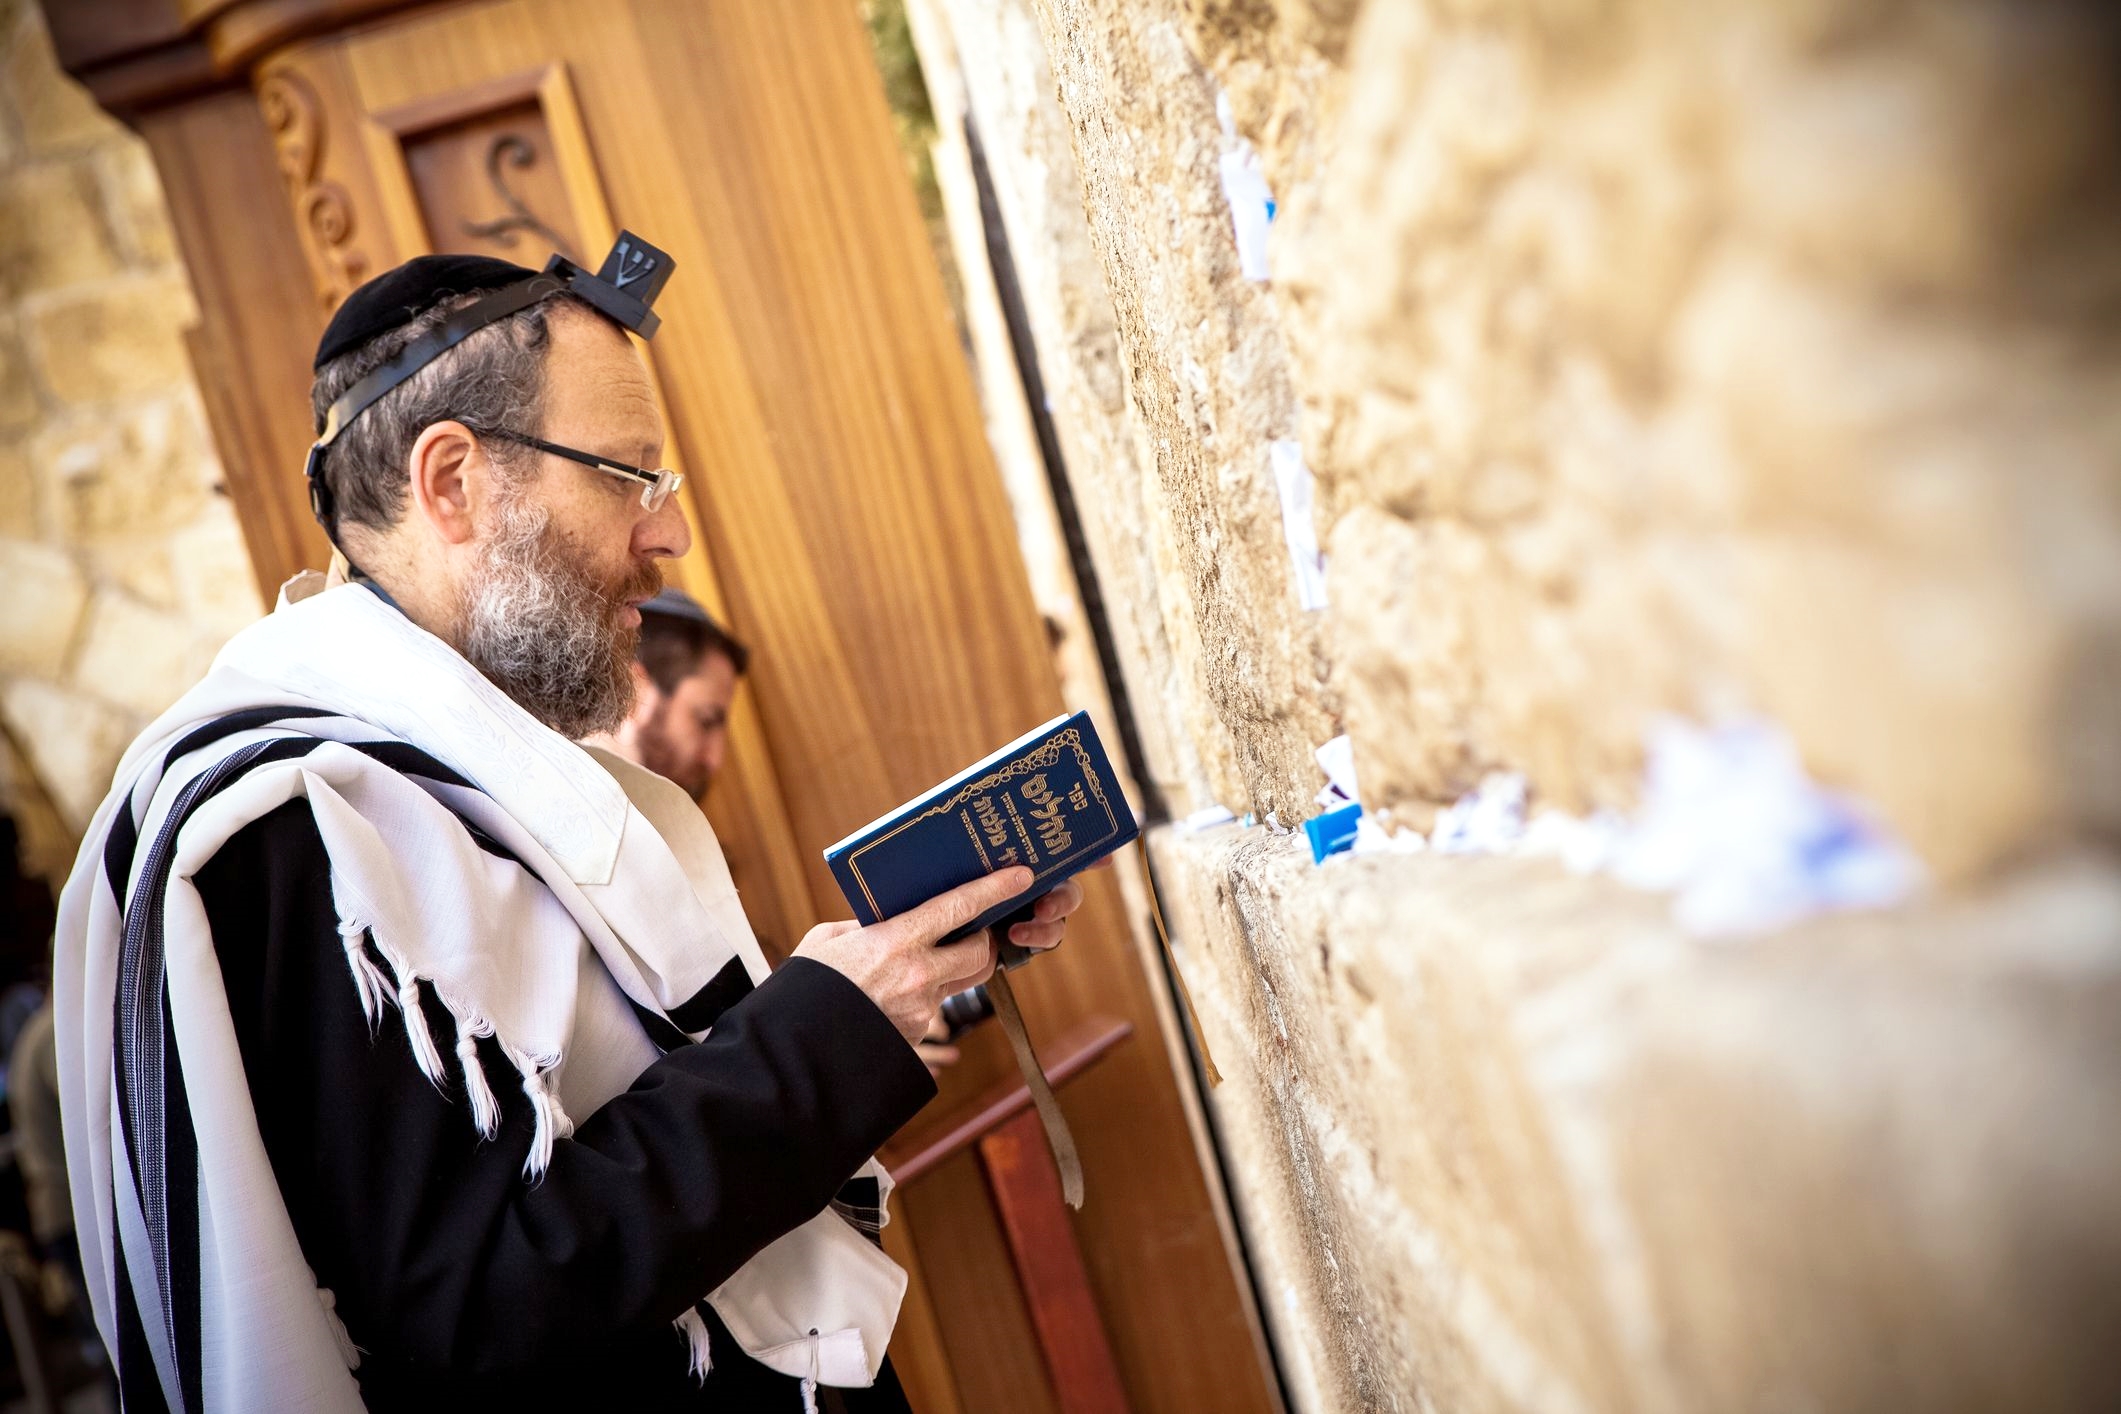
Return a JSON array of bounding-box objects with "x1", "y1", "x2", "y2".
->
[
  {"x1": 1006, "y1": 876, "x2": 1084, "y2": 954},
  {"x1": 793, "y1": 867, "x2": 1033, "y2": 1047}
]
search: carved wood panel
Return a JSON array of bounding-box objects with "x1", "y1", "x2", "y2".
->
[
  {"x1": 402, "y1": 101, "x2": 583, "y2": 264},
  {"x1": 258, "y1": 66, "x2": 375, "y2": 308}
]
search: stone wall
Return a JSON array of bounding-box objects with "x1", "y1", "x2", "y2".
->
[
  {"x1": 0, "y1": 2, "x2": 258, "y2": 885},
  {"x1": 907, "y1": 0, "x2": 2121, "y2": 1410}
]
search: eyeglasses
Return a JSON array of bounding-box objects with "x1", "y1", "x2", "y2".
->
[{"x1": 474, "y1": 427, "x2": 684, "y2": 512}]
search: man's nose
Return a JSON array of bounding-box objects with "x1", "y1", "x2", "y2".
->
[{"x1": 637, "y1": 491, "x2": 693, "y2": 561}]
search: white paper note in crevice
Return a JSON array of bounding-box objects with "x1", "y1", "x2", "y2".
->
[{"x1": 1271, "y1": 439, "x2": 1328, "y2": 611}]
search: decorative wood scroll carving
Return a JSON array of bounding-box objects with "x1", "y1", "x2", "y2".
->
[
  {"x1": 463, "y1": 133, "x2": 579, "y2": 262},
  {"x1": 258, "y1": 67, "x2": 370, "y2": 307}
]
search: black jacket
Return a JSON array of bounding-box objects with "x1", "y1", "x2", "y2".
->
[{"x1": 194, "y1": 798, "x2": 930, "y2": 1411}]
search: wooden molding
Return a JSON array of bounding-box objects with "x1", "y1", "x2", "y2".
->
[{"x1": 38, "y1": 0, "x2": 436, "y2": 119}]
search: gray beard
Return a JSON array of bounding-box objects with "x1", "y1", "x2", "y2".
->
[{"x1": 459, "y1": 492, "x2": 644, "y2": 739}]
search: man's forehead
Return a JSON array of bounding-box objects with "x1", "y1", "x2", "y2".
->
[
  {"x1": 544, "y1": 310, "x2": 660, "y2": 436},
  {"x1": 682, "y1": 650, "x2": 740, "y2": 696}
]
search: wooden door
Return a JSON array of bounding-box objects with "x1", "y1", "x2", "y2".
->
[{"x1": 48, "y1": 2, "x2": 1279, "y2": 1409}]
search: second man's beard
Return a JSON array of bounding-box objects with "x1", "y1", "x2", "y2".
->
[
  {"x1": 635, "y1": 699, "x2": 709, "y2": 801},
  {"x1": 458, "y1": 489, "x2": 662, "y2": 739}
]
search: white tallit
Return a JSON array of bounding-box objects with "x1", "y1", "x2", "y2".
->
[{"x1": 52, "y1": 578, "x2": 905, "y2": 1411}]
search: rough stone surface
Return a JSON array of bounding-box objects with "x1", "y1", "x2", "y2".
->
[
  {"x1": 3, "y1": 10, "x2": 112, "y2": 154},
  {"x1": 0, "y1": 159, "x2": 122, "y2": 297},
  {"x1": 27, "y1": 271, "x2": 200, "y2": 404},
  {"x1": 0, "y1": 317, "x2": 37, "y2": 428},
  {"x1": 918, "y1": 0, "x2": 2121, "y2": 1408},
  {"x1": 0, "y1": 535, "x2": 84, "y2": 675},
  {"x1": 0, "y1": 4, "x2": 259, "y2": 873},
  {"x1": 0, "y1": 675, "x2": 135, "y2": 830},
  {"x1": 31, "y1": 397, "x2": 216, "y2": 542},
  {"x1": 1153, "y1": 826, "x2": 2121, "y2": 1414},
  {"x1": 1272, "y1": 0, "x2": 2121, "y2": 877},
  {"x1": 71, "y1": 588, "x2": 199, "y2": 719},
  {"x1": 0, "y1": 439, "x2": 35, "y2": 536},
  {"x1": 1025, "y1": 0, "x2": 1340, "y2": 822},
  {"x1": 924, "y1": 0, "x2": 1251, "y2": 814}
]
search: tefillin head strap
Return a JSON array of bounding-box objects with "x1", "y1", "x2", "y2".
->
[
  {"x1": 306, "y1": 276, "x2": 560, "y2": 532},
  {"x1": 304, "y1": 231, "x2": 676, "y2": 540}
]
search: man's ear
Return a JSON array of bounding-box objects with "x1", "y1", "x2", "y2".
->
[{"x1": 406, "y1": 420, "x2": 485, "y2": 547}]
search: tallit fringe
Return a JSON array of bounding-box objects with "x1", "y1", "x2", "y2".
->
[
  {"x1": 501, "y1": 1043, "x2": 572, "y2": 1181},
  {"x1": 340, "y1": 928, "x2": 570, "y2": 1162},
  {"x1": 375, "y1": 941, "x2": 448, "y2": 1088},
  {"x1": 315, "y1": 1284, "x2": 361, "y2": 1370},
  {"x1": 335, "y1": 918, "x2": 394, "y2": 1031},
  {"x1": 450, "y1": 1009, "x2": 501, "y2": 1139},
  {"x1": 675, "y1": 1306, "x2": 714, "y2": 1382}
]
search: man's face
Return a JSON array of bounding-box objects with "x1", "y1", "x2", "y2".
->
[
  {"x1": 456, "y1": 309, "x2": 687, "y2": 737},
  {"x1": 631, "y1": 648, "x2": 739, "y2": 801}
]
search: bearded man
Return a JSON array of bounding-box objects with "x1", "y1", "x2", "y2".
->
[
  {"x1": 589, "y1": 587, "x2": 748, "y2": 805},
  {"x1": 50, "y1": 242, "x2": 1080, "y2": 1412}
]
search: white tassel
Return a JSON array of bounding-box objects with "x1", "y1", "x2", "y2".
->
[
  {"x1": 315, "y1": 1284, "x2": 361, "y2": 1370},
  {"x1": 675, "y1": 1306, "x2": 714, "y2": 1382},
  {"x1": 507, "y1": 1045, "x2": 558, "y2": 1181},
  {"x1": 336, "y1": 918, "x2": 393, "y2": 1030},
  {"x1": 452, "y1": 1011, "x2": 501, "y2": 1139},
  {"x1": 377, "y1": 943, "x2": 446, "y2": 1088},
  {"x1": 799, "y1": 1331, "x2": 820, "y2": 1414}
]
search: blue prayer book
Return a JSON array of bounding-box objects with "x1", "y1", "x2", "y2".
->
[{"x1": 823, "y1": 711, "x2": 1138, "y2": 967}]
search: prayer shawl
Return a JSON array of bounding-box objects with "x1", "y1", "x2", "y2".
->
[{"x1": 52, "y1": 579, "x2": 905, "y2": 1411}]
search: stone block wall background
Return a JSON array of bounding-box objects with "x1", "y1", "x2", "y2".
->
[
  {"x1": 0, "y1": 2, "x2": 259, "y2": 888},
  {"x1": 904, "y1": 0, "x2": 2121, "y2": 1410}
]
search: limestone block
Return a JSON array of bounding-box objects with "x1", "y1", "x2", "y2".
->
[
  {"x1": 0, "y1": 438, "x2": 34, "y2": 536},
  {"x1": 32, "y1": 397, "x2": 213, "y2": 540},
  {"x1": 72, "y1": 588, "x2": 199, "y2": 718},
  {"x1": 1152, "y1": 824, "x2": 2121, "y2": 1414},
  {"x1": 26, "y1": 270, "x2": 199, "y2": 404},
  {"x1": 4, "y1": 11, "x2": 116, "y2": 154},
  {"x1": 0, "y1": 320, "x2": 38, "y2": 429},
  {"x1": 97, "y1": 141, "x2": 177, "y2": 269},
  {"x1": 1030, "y1": 0, "x2": 1338, "y2": 818},
  {"x1": 1722, "y1": 2, "x2": 2119, "y2": 298},
  {"x1": 0, "y1": 535, "x2": 85, "y2": 675},
  {"x1": 83, "y1": 536, "x2": 176, "y2": 610},
  {"x1": 0, "y1": 676, "x2": 134, "y2": 830},
  {"x1": 0, "y1": 536, "x2": 86, "y2": 678},
  {"x1": 1261, "y1": 0, "x2": 2121, "y2": 876},
  {"x1": 0, "y1": 161, "x2": 122, "y2": 297},
  {"x1": 167, "y1": 503, "x2": 263, "y2": 639}
]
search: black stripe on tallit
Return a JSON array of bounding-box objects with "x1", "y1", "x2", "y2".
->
[
  {"x1": 112, "y1": 733, "x2": 322, "y2": 1412},
  {"x1": 102, "y1": 707, "x2": 339, "y2": 908},
  {"x1": 103, "y1": 715, "x2": 735, "y2": 1402},
  {"x1": 666, "y1": 955, "x2": 755, "y2": 1034},
  {"x1": 342, "y1": 739, "x2": 474, "y2": 789},
  {"x1": 112, "y1": 1240, "x2": 170, "y2": 1414},
  {"x1": 161, "y1": 988, "x2": 202, "y2": 1414},
  {"x1": 625, "y1": 1000, "x2": 693, "y2": 1054}
]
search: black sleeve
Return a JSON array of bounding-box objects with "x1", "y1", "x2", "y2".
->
[{"x1": 194, "y1": 801, "x2": 934, "y2": 1378}]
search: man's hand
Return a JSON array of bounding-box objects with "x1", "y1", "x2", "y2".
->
[
  {"x1": 916, "y1": 1011, "x2": 960, "y2": 1078},
  {"x1": 793, "y1": 867, "x2": 1087, "y2": 1046}
]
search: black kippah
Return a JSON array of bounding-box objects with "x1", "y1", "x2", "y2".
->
[{"x1": 312, "y1": 253, "x2": 539, "y2": 370}]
